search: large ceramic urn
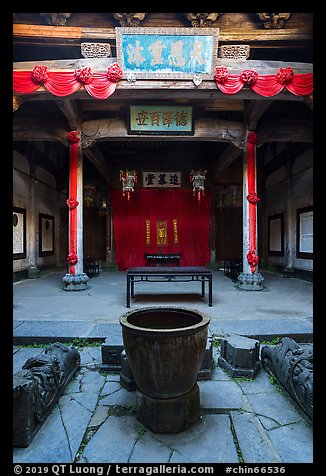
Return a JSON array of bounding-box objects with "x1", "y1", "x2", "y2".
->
[{"x1": 119, "y1": 306, "x2": 210, "y2": 399}]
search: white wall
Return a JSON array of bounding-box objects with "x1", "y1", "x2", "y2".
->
[
  {"x1": 263, "y1": 148, "x2": 313, "y2": 272},
  {"x1": 13, "y1": 150, "x2": 66, "y2": 273}
]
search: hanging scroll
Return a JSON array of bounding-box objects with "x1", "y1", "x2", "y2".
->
[
  {"x1": 146, "y1": 219, "x2": 151, "y2": 246},
  {"x1": 157, "y1": 220, "x2": 168, "y2": 246}
]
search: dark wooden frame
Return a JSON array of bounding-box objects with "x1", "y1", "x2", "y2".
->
[
  {"x1": 13, "y1": 206, "x2": 26, "y2": 260},
  {"x1": 128, "y1": 104, "x2": 194, "y2": 136},
  {"x1": 268, "y1": 213, "x2": 284, "y2": 256},
  {"x1": 296, "y1": 206, "x2": 313, "y2": 259},
  {"x1": 39, "y1": 213, "x2": 55, "y2": 257}
]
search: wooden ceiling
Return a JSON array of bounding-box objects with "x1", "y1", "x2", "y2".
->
[{"x1": 13, "y1": 13, "x2": 313, "y2": 190}]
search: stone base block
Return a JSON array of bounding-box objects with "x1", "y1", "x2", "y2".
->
[
  {"x1": 197, "y1": 338, "x2": 213, "y2": 380},
  {"x1": 28, "y1": 266, "x2": 40, "y2": 279},
  {"x1": 136, "y1": 383, "x2": 201, "y2": 433},
  {"x1": 120, "y1": 350, "x2": 137, "y2": 391},
  {"x1": 218, "y1": 333, "x2": 261, "y2": 379},
  {"x1": 218, "y1": 356, "x2": 260, "y2": 378},
  {"x1": 102, "y1": 335, "x2": 213, "y2": 381},
  {"x1": 237, "y1": 272, "x2": 264, "y2": 291},
  {"x1": 100, "y1": 336, "x2": 124, "y2": 373},
  {"x1": 62, "y1": 273, "x2": 89, "y2": 291}
]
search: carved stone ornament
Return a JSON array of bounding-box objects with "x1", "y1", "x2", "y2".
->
[
  {"x1": 81, "y1": 42, "x2": 111, "y2": 58},
  {"x1": 261, "y1": 337, "x2": 313, "y2": 422},
  {"x1": 185, "y1": 13, "x2": 221, "y2": 27},
  {"x1": 220, "y1": 45, "x2": 250, "y2": 60},
  {"x1": 13, "y1": 343, "x2": 80, "y2": 447},
  {"x1": 13, "y1": 94, "x2": 23, "y2": 112},
  {"x1": 127, "y1": 72, "x2": 137, "y2": 82},
  {"x1": 40, "y1": 13, "x2": 71, "y2": 26},
  {"x1": 81, "y1": 133, "x2": 96, "y2": 149},
  {"x1": 257, "y1": 13, "x2": 291, "y2": 29},
  {"x1": 113, "y1": 13, "x2": 146, "y2": 27},
  {"x1": 193, "y1": 74, "x2": 203, "y2": 86}
]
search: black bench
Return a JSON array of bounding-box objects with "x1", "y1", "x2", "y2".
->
[
  {"x1": 126, "y1": 266, "x2": 213, "y2": 308},
  {"x1": 84, "y1": 257, "x2": 100, "y2": 277},
  {"x1": 223, "y1": 258, "x2": 242, "y2": 282}
]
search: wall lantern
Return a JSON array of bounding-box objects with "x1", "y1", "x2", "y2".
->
[
  {"x1": 99, "y1": 199, "x2": 109, "y2": 217},
  {"x1": 84, "y1": 184, "x2": 96, "y2": 207},
  {"x1": 190, "y1": 169, "x2": 207, "y2": 202},
  {"x1": 120, "y1": 170, "x2": 137, "y2": 200}
]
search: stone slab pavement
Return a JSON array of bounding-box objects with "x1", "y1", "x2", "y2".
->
[
  {"x1": 13, "y1": 344, "x2": 313, "y2": 465},
  {"x1": 13, "y1": 269, "x2": 313, "y2": 344}
]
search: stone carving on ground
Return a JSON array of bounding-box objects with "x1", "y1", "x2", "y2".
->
[
  {"x1": 13, "y1": 343, "x2": 80, "y2": 447},
  {"x1": 261, "y1": 337, "x2": 313, "y2": 422}
]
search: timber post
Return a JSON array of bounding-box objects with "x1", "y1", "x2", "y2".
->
[
  {"x1": 238, "y1": 131, "x2": 264, "y2": 290},
  {"x1": 62, "y1": 130, "x2": 89, "y2": 291}
]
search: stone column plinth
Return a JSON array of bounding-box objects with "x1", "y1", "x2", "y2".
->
[{"x1": 62, "y1": 272, "x2": 89, "y2": 291}]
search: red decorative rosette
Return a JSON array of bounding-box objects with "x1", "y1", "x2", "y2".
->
[
  {"x1": 214, "y1": 66, "x2": 229, "y2": 84},
  {"x1": 68, "y1": 131, "x2": 80, "y2": 144},
  {"x1": 107, "y1": 62, "x2": 123, "y2": 82},
  {"x1": 240, "y1": 69, "x2": 258, "y2": 86},
  {"x1": 74, "y1": 67, "x2": 94, "y2": 84},
  {"x1": 276, "y1": 66, "x2": 294, "y2": 85},
  {"x1": 32, "y1": 65, "x2": 49, "y2": 85},
  {"x1": 246, "y1": 192, "x2": 260, "y2": 203},
  {"x1": 67, "y1": 251, "x2": 78, "y2": 265},
  {"x1": 66, "y1": 197, "x2": 79, "y2": 209},
  {"x1": 247, "y1": 131, "x2": 257, "y2": 144},
  {"x1": 247, "y1": 249, "x2": 259, "y2": 273}
]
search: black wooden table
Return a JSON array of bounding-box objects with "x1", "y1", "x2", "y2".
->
[
  {"x1": 145, "y1": 252, "x2": 181, "y2": 266},
  {"x1": 126, "y1": 266, "x2": 213, "y2": 308}
]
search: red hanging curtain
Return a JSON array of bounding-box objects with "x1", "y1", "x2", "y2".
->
[{"x1": 111, "y1": 189, "x2": 211, "y2": 271}]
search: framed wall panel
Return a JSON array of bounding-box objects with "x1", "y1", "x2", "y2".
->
[
  {"x1": 39, "y1": 213, "x2": 55, "y2": 257},
  {"x1": 13, "y1": 206, "x2": 26, "y2": 260},
  {"x1": 268, "y1": 213, "x2": 284, "y2": 256},
  {"x1": 296, "y1": 206, "x2": 313, "y2": 259}
]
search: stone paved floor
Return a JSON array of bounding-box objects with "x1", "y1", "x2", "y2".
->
[{"x1": 13, "y1": 344, "x2": 313, "y2": 464}]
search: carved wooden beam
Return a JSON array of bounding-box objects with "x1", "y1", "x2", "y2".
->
[
  {"x1": 13, "y1": 119, "x2": 68, "y2": 145},
  {"x1": 257, "y1": 13, "x2": 291, "y2": 29},
  {"x1": 256, "y1": 119, "x2": 313, "y2": 146},
  {"x1": 82, "y1": 117, "x2": 245, "y2": 143},
  {"x1": 54, "y1": 99, "x2": 79, "y2": 130},
  {"x1": 40, "y1": 13, "x2": 72, "y2": 26},
  {"x1": 13, "y1": 57, "x2": 313, "y2": 75},
  {"x1": 112, "y1": 13, "x2": 146, "y2": 27},
  {"x1": 83, "y1": 147, "x2": 111, "y2": 183},
  {"x1": 185, "y1": 13, "x2": 221, "y2": 27},
  {"x1": 244, "y1": 100, "x2": 273, "y2": 130},
  {"x1": 211, "y1": 144, "x2": 243, "y2": 181},
  {"x1": 14, "y1": 22, "x2": 311, "y2": 46}
]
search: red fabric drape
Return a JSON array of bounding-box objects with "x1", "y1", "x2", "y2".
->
[
  {"x1": 13, "y1": 64, "x2": 123, "y2": 99},
  {"x1": 111, "y1": 189, "x2": 211, "y2": 271},
  {"x1": 13, "y1": 66, "x2": 313, "y2": 99},
  {"x1": 214, "y1": 67, "x2": 313, "y2": 97}
]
